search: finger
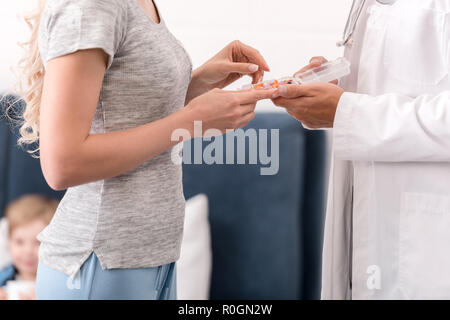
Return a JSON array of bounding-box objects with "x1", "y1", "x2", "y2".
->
[
  {"x1": 234, "y1": 88, "x2": 279, "y2": 104},
  {"x1": 310, "y1": 56, "x2": 328, "y2": 64},
  {"x1": 230, "y1": 41, "x2": 269, "y2": 84},
  {"x1": 277, "y1": 84, "x2": 310, "y2": 99},
  {"x1": 242, "y1": 88, "x2": 279, "y2": 103},
  {"x1": 237, "y1": 41, "x2": 271, "y2": 72},
  {"x1": 224, "y1": 62, "x2": 261, "y2": 75},
  {"x1": 251, "y1": 70, "x2": 265, "y2": 84},
  {"x1": 293, "y1": 56, "x2": 328, "y2": 78},
  {"x1": 294, "y1": 61, "x2": 323, "y2": 77},
  {"x1": 296, "y1": 57, "x2": 338, "y2": 84}
]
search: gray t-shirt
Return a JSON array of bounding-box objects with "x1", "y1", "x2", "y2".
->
[{"x1": 37, "y1": 0, "x2": 193, "y2": 277}]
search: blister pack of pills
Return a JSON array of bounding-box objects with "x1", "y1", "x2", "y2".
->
[
  {"x1": 241, "y1": 57, "x2": 351, "y2": 90},
  {"x1": 241, "y1": 77, "x2": 298, "y2": 90}
]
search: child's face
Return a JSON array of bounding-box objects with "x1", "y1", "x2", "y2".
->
[{"x1": 8, "y1": 219, "x2": 46, "y2": 277}]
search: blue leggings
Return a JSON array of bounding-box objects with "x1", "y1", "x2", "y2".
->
[{"x1": 36, "y1": 253, "x2": 177, "y2": 300}]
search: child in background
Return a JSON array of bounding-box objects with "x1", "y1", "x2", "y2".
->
[{"x1": 0, "y1": 195, "x2": 58, "y2": 300}]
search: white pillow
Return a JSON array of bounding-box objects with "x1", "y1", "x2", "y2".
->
[
  {"x1": 177, "y1": 194, "x2": 212, "y2": 300},
  {"x1": 0, "y1": 218, "x2": 12, "y2": 270}
]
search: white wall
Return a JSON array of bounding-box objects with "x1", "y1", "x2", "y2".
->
[
  {"x1": 0, "y1": 0, "x2": 34, "y2": 93},
  {"x1": 0, "y1": 0, "x2": 353, "y2": 111},
  {"x1": 157, "y1": 0, "x2": 352, "y2": 111}
]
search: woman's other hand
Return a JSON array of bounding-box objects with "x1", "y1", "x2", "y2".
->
[{"x1": 186, "y1": 41, "x2": 270, "y2": 103}]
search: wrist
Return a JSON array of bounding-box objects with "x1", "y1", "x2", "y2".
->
[
  {"x1": 192, "y1": 67, "x2": 204, "y2": 84},
  {"x1": 186, "y1": 67, "x2": 212, "y2": 103},
  {"x1": 177, "y1": 103, "x2": 198, "y2": 138}
]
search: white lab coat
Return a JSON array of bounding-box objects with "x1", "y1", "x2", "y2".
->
[{"x1": 321, "y1": 0, "x2": 450, "y2": 299}]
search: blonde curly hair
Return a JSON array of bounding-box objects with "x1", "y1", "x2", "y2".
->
[{"x1": 3, "y1": 0, "x2": 48, "y2": 157}]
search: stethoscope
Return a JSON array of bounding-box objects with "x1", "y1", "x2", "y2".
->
[{"x1": 337, "y1": 0, "x2": 398, "y2": 47}]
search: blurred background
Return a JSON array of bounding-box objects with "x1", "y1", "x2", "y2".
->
[{"x1": 0, "y1": 0, "x2": 352, "y2": 300}]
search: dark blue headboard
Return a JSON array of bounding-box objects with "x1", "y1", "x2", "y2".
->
[
  {"x1": 0, "y1": 95, "x2": 65, "y2": 215},
  {"x1": 183, "y1": 112, "x2": 327, "y2": 299}
]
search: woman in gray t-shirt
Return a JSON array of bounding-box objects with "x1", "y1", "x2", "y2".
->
[{"x1": 15, "y1": 0, "x2": 278, "y2": 300}]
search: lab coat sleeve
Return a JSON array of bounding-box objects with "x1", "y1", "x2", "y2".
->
[{"x1": 333, "y1": 91, "x2": 450, "y2": 162}]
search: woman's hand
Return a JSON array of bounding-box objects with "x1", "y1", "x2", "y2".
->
[
  {"x1": 186, "y1": 41, "x2": 270, "y2": 103},
  {"x1": 185, "y1": 87, "x2": 278, "y2": 135}
]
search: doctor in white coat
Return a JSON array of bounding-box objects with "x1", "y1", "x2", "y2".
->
[{"x1": 273, "y1": 0, "x2": 450, "y2": 299}]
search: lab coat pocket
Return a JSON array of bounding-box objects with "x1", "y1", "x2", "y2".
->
[
  {"x1": 398, "y1": 192, "x2": 450, "y2": 299},
  {"x1": 383, "y1": 8, "x2": 448, "y2": 86}
]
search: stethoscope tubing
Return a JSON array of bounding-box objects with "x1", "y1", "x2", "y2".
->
[{"x1": 339, "y1": 0, "x2": 397, "y2": 47}]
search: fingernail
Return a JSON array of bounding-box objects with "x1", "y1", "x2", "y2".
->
[
  {"x1": 278, "y1": 85, "x2": 287, "y2": 96},
  {"x1": 310, "y1": 58, "x2": 321, "y2": 64},
  {"x1": 248, "y1": 64, "x2": 259, "y2": 72},
  {"x1": 272, "y1": 91, "x2": 280, "y2": 99}
]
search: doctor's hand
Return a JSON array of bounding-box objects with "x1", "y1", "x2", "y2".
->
[
  {"x1": 294, "y1": 56, "x2": 338, "y2": 85},
  {"x1": 185, "y1": 40, "x2": 270, "y2": 104},
  {"x1": 272, "y1": 82, "x2": 344, "y2": 129}
]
